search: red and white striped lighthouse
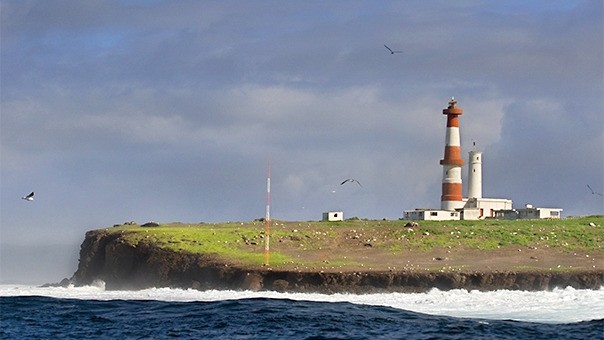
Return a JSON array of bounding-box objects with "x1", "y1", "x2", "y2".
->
[{"x1": 440, "y1": 98, "x2": 465, "y2": 210}]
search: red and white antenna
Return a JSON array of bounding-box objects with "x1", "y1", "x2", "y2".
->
[{"x1": 264, "y1": 161, "x2": 271, "y2": 266}]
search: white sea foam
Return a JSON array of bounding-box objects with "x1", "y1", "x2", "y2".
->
[{"x1": 1, "y1": 283, "x2": 602, "y2": 324}]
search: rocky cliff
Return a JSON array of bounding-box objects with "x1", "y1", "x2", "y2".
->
[{"x1": 70, "y1": 229, "x2": 603, "y2": 293}]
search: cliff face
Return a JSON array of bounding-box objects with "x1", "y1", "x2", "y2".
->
[
  {"x1": 70, "y1": 230, "x2": 603, "y2": 293},
  {"x1": 71, "y1": 230, "x2": 241, "y2": 290}
]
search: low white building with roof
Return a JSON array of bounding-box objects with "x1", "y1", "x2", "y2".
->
[{"x1": 322, "y1": 211, "x2": 344, "y2": 222}]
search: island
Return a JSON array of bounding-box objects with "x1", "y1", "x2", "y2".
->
[{"x1": 67, "y1": 217, "x2": 604, "y2": 293}]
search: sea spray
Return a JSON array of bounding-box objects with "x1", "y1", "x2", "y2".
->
[{"x1": 1, "y1": 284, "x2": 602, "y2": 323}]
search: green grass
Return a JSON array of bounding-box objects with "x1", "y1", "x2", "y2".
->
[
  {"x1": 385, "y1": 217, "x2": 604, "y2": 252},
  {"x1": 103, "y1": 216, "x2": 604, "y2": 267},
  {"x1": 112, "y1": 223, "x2": 295, "y2": 266}
]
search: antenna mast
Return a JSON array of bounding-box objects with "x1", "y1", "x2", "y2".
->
[{"x1": 264, "y1": 161, "x2": 271, "y2": 266}]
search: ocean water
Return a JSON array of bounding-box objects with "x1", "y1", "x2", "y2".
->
[{"x1": 1, "y1": 284, "x2": 602, "y2": 339}]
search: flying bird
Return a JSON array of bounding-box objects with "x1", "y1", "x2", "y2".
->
[
  {"x1": 341, "y1": 179, "x2": 363, "y2": 187},
  {"x1": 384, "y1": 44, "x2": 403, "y2": 54},
  {"x1": 21, "y1": 192, "x2": 34, "y2": 201},
  {"x1": 586, "y1": 184, "x2": 603, "y2": 196}
]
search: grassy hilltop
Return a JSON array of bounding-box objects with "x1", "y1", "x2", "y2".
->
[{"x1": 104, "y1": 216, "x2": 604, "y2": 272}]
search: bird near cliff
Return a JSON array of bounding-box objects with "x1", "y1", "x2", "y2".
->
[
  {"x1": 341, "y1": 179, "x2": 363, "y2": 187},
  {"x1": 384, "y1": 44, "x2": 403, "y2": 54},
  {"x1": 586, "y1": 184, "x2": 603, "y2": 196},
  {"x1": 21, "y1": 192, "x2": 34, "y2": 201}
]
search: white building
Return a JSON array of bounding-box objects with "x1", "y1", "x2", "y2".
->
[
  {"x1": 462, "y1": 197, "x2": 513, "y2": 218},
  {"x1": 494, "y1": 205, "x2": 563, "y2": 220},
  {"x1": 404, "y1": 209, "x2": 461, "y2": 221},
  {"x1": 517, "y1": 206, "x2": 562, "y2": 219},
  {"x1": 322, "y1": 211, "x2": 344, "y2": 222}
]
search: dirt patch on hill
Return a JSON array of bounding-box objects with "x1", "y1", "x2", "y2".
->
[
  {"x1": 243, "y1": 222, "x2": 603, "y2": 274},
  {"x1": 271, "y1": 245, "x2": 602, "y2": 273}
]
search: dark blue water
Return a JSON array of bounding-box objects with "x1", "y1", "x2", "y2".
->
[{"x1": 1, "y1": 296, "x2": 602, "y2": 339}]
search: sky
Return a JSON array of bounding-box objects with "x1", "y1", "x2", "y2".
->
[{"x1": 1, "y1": 0, "x2": 602, "y2": 284}]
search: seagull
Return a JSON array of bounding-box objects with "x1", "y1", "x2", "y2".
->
[
  {"x1": 384, "y1": 44, "x2": 403, "y2": 54},
  {"x1": 341, "y1": 179, "x2": 363, "y2": 187},
  {"x1": 21, "y1": 192, "x2": 34, "y2": 201},
  {"x1": 587, "y1": 184, "x2": 603, "y2": 196}
]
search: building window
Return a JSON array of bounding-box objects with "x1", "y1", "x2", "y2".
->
[
  {"x1": 430, "y1": 212, "x2": 438, "y2": 216},
  {"x1": 551, "y1": 211, "x2": 559, "y2": 217}
]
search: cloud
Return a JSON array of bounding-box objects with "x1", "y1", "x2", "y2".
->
[{"x1": 1, "y1": 0, "x2": 602, "y2": 283}]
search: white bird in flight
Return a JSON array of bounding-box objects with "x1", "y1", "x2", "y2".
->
[
  {"x1": 22, "y1": 192, "x2": 34, "y2": 201},
  {"x1": 384, "y1": 44, "x2": 403, "y2": 54}
]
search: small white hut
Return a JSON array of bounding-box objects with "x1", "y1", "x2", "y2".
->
[{"x1": 322, "y1": 211, "x2": 344, "y2": 221}]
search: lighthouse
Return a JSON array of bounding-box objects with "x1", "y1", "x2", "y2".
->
[
  {"x1": 467, "y1": 150, "x2": 483, "y2": 199},
  {"x1": 440, "y1": 98, "x2": 465, "y2": 210},
  {"x1": 403, "y1": 97, "x2": 557, "y2": 221}
]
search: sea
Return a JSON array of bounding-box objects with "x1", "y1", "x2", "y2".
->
[{"x1": 1, "y1": 283, "x2": 602, "y2": 339}]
